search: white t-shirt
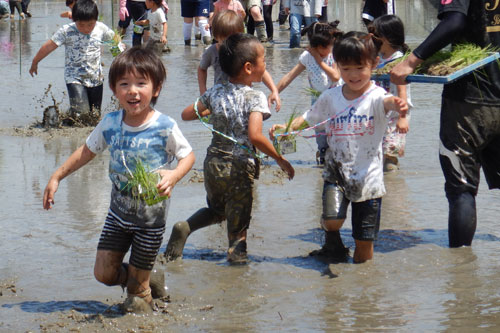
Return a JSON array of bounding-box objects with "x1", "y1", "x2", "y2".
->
[
  {"x1": 149, "y1": 8, "x2": 167, "y2": 41},
  {"x1": 303, "y1": 83, "x2": 391, "y2": 202},
  {"x1": 51, "y1": 22, "x2": 114, "y2": 87},
  {"x1": 299, "y1": 50, "x2": 337, "y2": 93},
  {"x1": 86, "y1": 109, "x2": 192, "y2": 227}
]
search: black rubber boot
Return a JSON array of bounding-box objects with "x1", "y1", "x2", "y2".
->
[
  {"x1": 448, "y1": 191, "x2": 476, "y2": 247},
  {"x1": 310, "y1": 230, "x2": 349, "y2": 261},
  {"x1": 164, "y1": 208, "x2": 220, "y2": 261}
]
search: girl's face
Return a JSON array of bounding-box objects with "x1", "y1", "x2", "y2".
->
[
  {"x1": 75, "y1": 20, "x2": 97, "y2": 35},
  {"x1": 114, "y1": 71, "x2": 159, "y2": 124},
  {"x1": 379, "y1": 36, "x2": 393, "y2": 58},
  {"x1": 338, "y1": 60, "x2": 376, "y2": 96},
  {"x1": 145, "y1": 0, "x2": 155, "y2": 9},
  {"x1": 316, "y1": 44, "x2": 332, "y2": 58}
]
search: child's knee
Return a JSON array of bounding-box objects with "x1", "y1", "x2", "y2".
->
[
  {"x1": 94, "y1": 266, "x2": 117, "y2": 285},
  {"x1": 321, "y1": 218, "x2": 344, "y2": 231}
]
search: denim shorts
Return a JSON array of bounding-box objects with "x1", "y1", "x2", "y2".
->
[{"x1": 322, "y1": 181, "x2": 382, "y2": 241}]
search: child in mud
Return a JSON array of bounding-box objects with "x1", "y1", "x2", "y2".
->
[
  {"x1": 135, "y1": 0, "x2": 169, "y2": 55},
  {"x1": 42, "y1": 46, "x2": 195, "y2": 312},
  {"x1": 29, "y1": 0, "x2": 114, "y2": 124},
  {"x1": 270, "y1": 31, "x2": 408, "y2": 263},
  {"x1": 369, "y1": 14, "x2": 412, "y2": 172},
  {"x1": 198, "y1": 10, "x2": 282, "y2": 111},
  {"x1": 165, "y1": 33, "x2": 294, "y2": 264},
  {"x1": 276, "y1": 20, "x2": 342, "y2": 165}
]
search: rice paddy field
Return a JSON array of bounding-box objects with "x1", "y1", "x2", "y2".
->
[{"x1": 1, "y1": 0, "x2": 500, "y2": 331}]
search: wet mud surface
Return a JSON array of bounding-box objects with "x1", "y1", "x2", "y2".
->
[{"x1": 2, "y1": 0, "x2": 500, "y2": 332}]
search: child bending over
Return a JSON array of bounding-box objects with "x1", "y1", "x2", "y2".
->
[
  {"x1": 271, "y1": 31, "x2": 408, "y2": 263},
  {"x1": 165, "y1": 33, "x2": 294, "y2": 264},
  {"x1": 43, "y1": 47, "x2": 195, "y2": 312},
  {"x1": 30, "y1": 0, "x2": 114, "y2": 123}
]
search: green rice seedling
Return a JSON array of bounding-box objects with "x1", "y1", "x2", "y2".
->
[
  {"x1": 110, "y1": 29, "x2": 125, "y2": 57},
  {"x1": 374, "y1": 44, "x2": 498, "y2": 76},
  {"x1": 273, "y1": 109, "x2": 307, "y2": 155},
  {"x1": 417, "y1": 44, "x2": 498, "y2": 76},
  {"x1": 123, "y1": 158, "x2": 168, "y2": 206},
  {"x1": 304, "y1": 87, "x2": 322, "y2": 98}
]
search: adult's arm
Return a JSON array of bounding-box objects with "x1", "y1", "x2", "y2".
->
[{"x1": 391, "y1": 11, "x2": 467, "y2": 84}]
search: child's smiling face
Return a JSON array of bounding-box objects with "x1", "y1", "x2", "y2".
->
[
  {"x1": 338, "y1": 59, "x2": 376, "y2": 96},
  {"x1": 114, "y1": 70, "x2": 160, "y2": 125}
]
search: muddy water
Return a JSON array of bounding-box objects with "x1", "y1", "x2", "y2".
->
[{"x1": 2, "y1": 0, "x2": 500, "y2": 331}]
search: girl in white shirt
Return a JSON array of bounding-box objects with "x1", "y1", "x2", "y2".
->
[{"x1": 277, "y1": 20, "x2": 341, "y2": 164}]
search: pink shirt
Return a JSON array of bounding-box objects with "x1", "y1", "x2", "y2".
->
[{"x1": 214, "y1": 0, "x2": 245, "y2": 16}]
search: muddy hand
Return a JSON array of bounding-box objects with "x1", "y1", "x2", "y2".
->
[
  {"x1": 277, "y1": 158, "x2": 294, "y2": 180},
  {"x1": 43, "y1": 179, "x2": 59, "y2": 210},
  {"x1": 156, "y1": 169, "x2": 176, "y2": 197},
  {"x1": 29, "y1": 63, "x2": 38, "y2": 77}
]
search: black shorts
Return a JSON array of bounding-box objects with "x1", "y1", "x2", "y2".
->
[
  {"x1": 439, "y1": 97, "x2": 500, "y2": 196},
  {"x1": 361, "y1": 0, "x2": 387, "y2": 22},
  {"x1": 322, "y1": 182, "x2": 381, "y2": 241}
]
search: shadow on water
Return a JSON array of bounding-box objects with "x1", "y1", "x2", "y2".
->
[
  {"x1": 2, "y1": 300, "x2": 123, "y2": 316},
  {"x1": 292, "y1": 227, "x2": 500, "y2": 253}
]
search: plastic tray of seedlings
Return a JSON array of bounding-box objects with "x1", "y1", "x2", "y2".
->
[{"x1": 372, "y1": 45, "x2": 500, "y2": 84}]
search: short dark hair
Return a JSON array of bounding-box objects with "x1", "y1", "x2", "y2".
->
[
  {"x1": 109, "y1": 47, "x2": 167, "y2": 105},
  {"x1": 333, "y1": 31, "x2": 381, "y2": 66},
  {"x1": 66, "y1": 0, "x2": 75, "y2": 7},
  {"x1": 72, "y1": 0, "x2": 98, "y2": 22},
  {"x1": 301, "y1": 20, "x2": 343, "y2": 48},
  {"x1": 219, "y1": 33, "x2": 261, "y2": 78},
  {"x1": 211, "y1": 10, "x2": 245, "y2": 41}
]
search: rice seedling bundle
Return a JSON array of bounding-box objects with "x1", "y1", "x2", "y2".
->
[
  {"x1": 123, "y1": 159, "x2": 168, "y2": 206},
  {"x1": 110, "y1": 29, "x2": 126, "y2": 57},
  {"x1": 374, "y1": 44, "x2": 498, "y2": 76}
]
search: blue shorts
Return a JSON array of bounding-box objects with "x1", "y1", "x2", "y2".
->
[
  {"x1": 181, "y1": 0, "x2": 210, "y2": 17},
  {"x1": 322, "y1": 181, "x2": 381, "y2": 241},
  {"x1": 97, "y1": 210, "x2": 165, "y2": 271}
]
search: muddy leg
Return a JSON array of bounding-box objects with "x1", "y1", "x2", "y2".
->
[
  {"x1": 149, "y1": 266, "x2": 167, "y2": 299},
  {"x1": 227, "y1": 230, "x2": 248, "y2": 264},
  {"x1": 164, "y1": 208, "x2": 221, "y2": 261}
]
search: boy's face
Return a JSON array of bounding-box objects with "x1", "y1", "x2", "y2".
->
[
  {"x1": 249, "y1": 43, "x2": 266, "y2": 83},
  {"x1": 75, "y1": 20, "x2": 97, "y2": 35},
  {"x1": 113, "y1": 70, "x2": 160, "y2": 122}
]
